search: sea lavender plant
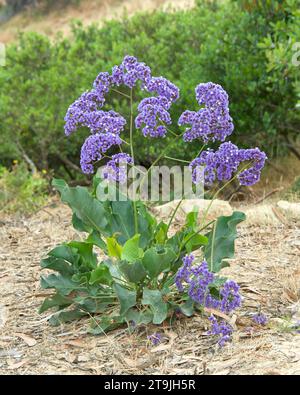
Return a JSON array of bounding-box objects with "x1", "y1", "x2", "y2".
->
[{"x1": 40, "y1": 55, "x2": 267, "y2": 343}]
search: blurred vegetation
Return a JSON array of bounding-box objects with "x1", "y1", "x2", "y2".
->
[
  {"x1": 0, "y1": 0, "x2": 299, "y2": 183},
  {"x1": 0, "y1": 162, "x2": 48, "y2": 214}
]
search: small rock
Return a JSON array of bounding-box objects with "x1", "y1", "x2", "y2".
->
[
  {"x1": 153, "y1": 199, "x2": 232, "y2": 221},
  {"x1": 243, "y1": 205, "x2": 281, "y2": 226}
]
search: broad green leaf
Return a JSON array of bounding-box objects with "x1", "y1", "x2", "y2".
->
[
  {"x1": 52, "y1": 179, "x2": 108, "y2": 234},
  {"x1": 39, "y1": 293, "x2": 72, "y2": 313},
  {"x1": 121, "y1": 234, "x2": 144, "y2": 262},
  {"x1": 40, "y1": 274, "x2": 83, "y2": 295},
  {"x1": 142, "y1": 247, "x2": 176, "y2": 279},
  {"x1": 89, "y1": 264, "x2": 113, "y2": 285},
  {"x1": 106, "y1": 237, "x2": 122, "y2": 259},
  {"x1": 204, "y1": 211, "x2": 246, "y2": 272},
  {"x1": 142, "y1": 288, "x2": 168, "y2": 324},
  {"x1": 48, "y1": 309, "x2": 86, "y2": 326},
  {"x1": 113, "y1": 283, "x2": 136, "y2": 316},
  {"x1": 41, "y1": 256, "x2": 75, "y2": 276},
  {"x1": 86, "y1": 231, "x2": 107, "y2": 251},
  {"x1": 118, "y1": 260, "x2": 147, "y2": 284},
  {"x1": 179, "y1": 299, "x2": 195, "y2": 317},
  {"x1": 125, "y1": 308, "x2": 153, "y2": 325},
  {"x1": 88, "y1": 315, "x2": 125, "y2": 335},
  {"x1": 183, "y1": 233, "x2": 208, "y2": 253},
  {"x1": 68, "y1": 241, "x2": 97, "y2": 269}
]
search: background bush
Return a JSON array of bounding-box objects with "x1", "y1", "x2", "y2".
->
[
  {"x1": 0, "y1": 0, "x2": 299, "y2": 181},
  {"x1": 0, "y1": 162, "x2": 48, "y2": 213}
]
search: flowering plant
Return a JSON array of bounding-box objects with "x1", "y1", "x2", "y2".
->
[{"x1": 40, "y1": 56, "x2": 266, "y2": 344}]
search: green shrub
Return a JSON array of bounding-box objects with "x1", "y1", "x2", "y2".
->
[{"x1": 0, "y1": 162, "x2": 48, "y2": 214}]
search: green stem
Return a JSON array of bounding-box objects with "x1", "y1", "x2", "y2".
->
[
  {"x1": 164, "y1": 156, "x2": 190, "y2": 164},
  {"x1": 129, "y1": 89, "x2": 138, "y2": 234},
  {"x1": 111, "y1": 88, "x2": 131, "y2": 99},
  {"x1": 164, "y1": 197, "x2": 184, "y2": 242}
]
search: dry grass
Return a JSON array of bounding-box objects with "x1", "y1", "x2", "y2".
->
[
  {"x1": 0, "y1": 0, "x2": 195, "y2": 43},
  {"x1": 0, "y1": 200, "x2": 299, "y2": 375}
]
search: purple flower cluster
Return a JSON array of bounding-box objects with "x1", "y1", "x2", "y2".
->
[
  {"x1": 208, "y1": 315, "x2": 233, "y2": 347},
  {"x1": 135, "y1": 97, "x2": 171, "y2": 138},
  {"x1": 178, "y1": 83, "x2": 234, "y2": 143},
  {"x1": 65, "y1": 55, "x2": 181, "y2": 173},
  {"x1": 252, "y1": 313, "x2": 268, "y2": 326},
  {"x1": 80, "y1": 133, "x2": 122, "y2": 174},
  {"x1": 147, "y1": 333, "x2": 163, "y2": 346},
  {"x1": 146, "y1": 77, "x2": 180, "y2": 104},
  {"x1": 189, "y1": 142, "x2": 267, "y2": 186},
  {"x1": 102, "y1": 153, "x2": 133, "y2": 184},
  {"x1": 175, "y1": 255, "x2": 242, "y2": 313},
  {"x1": 135, "y1": 77, "x2": 179, "y2": 138}
]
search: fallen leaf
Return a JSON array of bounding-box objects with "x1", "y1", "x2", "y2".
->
[
  {"x1": 65, "y1": 339, "x2": 86, "y2": 348},
  {"x1": 204, "y1": 307, "x2": 230, "y2": 321},
  {"x1": 15, "y1": 333, "x2": 37, "y2": 347},
  {"x1": 7, "y1": 359, "x2": 29, "y2": 370}
]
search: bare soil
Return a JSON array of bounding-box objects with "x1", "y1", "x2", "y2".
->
[
  {"x1": 0, "y1": 201, "x2": 299, "y2": 375},
  {"x1": 0, "y1": 0, "x2": 195, "y2": 43}
]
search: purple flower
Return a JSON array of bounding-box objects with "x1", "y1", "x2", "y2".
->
[
  {"x1": 179, "y1": 82, "x2": 233, "y2": 143},
  {"x1": 148, "y1": 333, "x2": 163, "y2": 346},
  {"x1": 175, "y1": 253, "x2": 195, "y2": 291},
  {"x1": 64, "y1": 90, "x2": 104, "y2": 136},
  {"x1": 208, "y1": 315, "x2": 233, "y2": 347},
  {"x1": 175, "y1": 255, "x2": 241, "y2": 314},
  {"x1": 93, "y1": 71, "x2": 112, "y2": 96},
  {"x1": 121, "y1": 55, "x2": 152, "y2": 88},
  {"x1": 84, "y1": 110, "x2": 126, "y2": 134},
  {"x1": 146, "y1": 76, "x2": 180, "y2": 105},
  {"x1": 102, "y1": 153, "x2": 133, "y2": 183},
  {"x1": 220, "y1": 280, "x2": 242, "y2": 313},
  {"x1": 80, "y1": 133, "x2": 122, "y2": 174},
  {"x1": 252, "y1": 313, "x2": 268, "y2": 326},
  {"x1": 195, "y1": 82, "x2": 229, "y2": 112},
  {"x1": 135, "y1": 97, "x2": 171, "y2": 138},
  {"x1": 189, "y1": 142, "x2": 267, "y2": 186}
]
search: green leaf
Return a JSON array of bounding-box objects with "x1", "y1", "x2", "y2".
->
[
  {"x1": 89, "y1": 264, "x2": 113, "y2": 285},
  {"x1": 88, "y1": 315, "x2": 125, "y2": 335},
  {"x1": 68, "y1": 241, "x2": 97, "y2": 269},
  {"x1": 106, "y1": 237, "x2": 122, "y2": 259},
  {"x1": 48, "y1": 309, "x2": 86, "y2": 326},
  {"x1": 40, "y1": 274, "x2": 83, "y2": 295},
  {"x1": 86, "y1": 231, "x2": 107, "y2": 251},
  {"x1": 118, "y1": 260, "x2": 147, "y2": 284},
  {"x1": 52, "y1": 179, "x2": 108, "y2": 234},
  {"x1": 39, "y1": 293, "x2": 72, "y2": 313},
  {"x1": 121, "y1": 234, "x2": 144, "y2": 263},
  {"x1": 185, "y1": 209, "x2": 199, "y2": 231},
  {"x1": 142, "y1": 247, "x2": 176, "y2": 279},
  {"x1": 179, "y1": 299, "x2": 195, "y2": 317},
  {"x1": 125, "y1": 308, "x2": 153, "y2": 325},
  {"x1": 113, "y1": 283, "x2": 136, "y2": 316},
  {"x1": 183, "y1": 233, "x2": 208, "y2": 253},
  {"x1": 204, "y1": 211, "x2": 246, "y2": 272},
  {"x1": 142, "y1": 288, "x2": 168, "y2": 324},
  {"x1": 154, "y1": 221, "x2": 168, "y2": 244}
]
